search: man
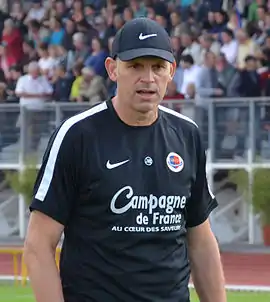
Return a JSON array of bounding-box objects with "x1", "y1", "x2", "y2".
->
[
  {"x1": 24, "y1": 18, "x2": 226, "y2": 302},
  {"x1": 195, "y1": 51, "x2": 223, "y2": 148},
  {"x1": 15, "y1": 61, "x2": 53, "y2": 151},
  {"x1": 220, "y1": 28, "x2": 238, "y2": 65},
  {"x1": 78, "y1": 66, "x2": 107, "y2": 105},
  {"x1": 15, "y1": 61, "x2": 52, "y2": 111}
]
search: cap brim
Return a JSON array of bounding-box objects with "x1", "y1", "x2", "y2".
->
[{"x1": 117, "y1": 48, "x2": 175, "y2": 63}]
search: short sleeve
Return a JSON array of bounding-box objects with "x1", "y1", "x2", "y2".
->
[
  {"x1": 186, "y1": 130, "x2": 218, "y2": 228},
  {"x1": 30, "y1": 125, "x2": 80, "y2": 226},
  {"x1": 42, "y1": 77, "x2": 53, "y2": 94},
  {"x1": 15, "y1": 77, "x2": 24, "y2": 94}
]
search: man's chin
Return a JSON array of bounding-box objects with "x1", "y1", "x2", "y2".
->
[{"x1": 133, "y1": 101, "x2": 159, "y2": 114}]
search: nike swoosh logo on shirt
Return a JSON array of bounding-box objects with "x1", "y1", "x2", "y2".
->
[
  {"x1": 139, "y1": 33, "x2": 157, "y2": 40},
  {"x1": 106, "y1": 159, "x2": 130, "y2": 169}
]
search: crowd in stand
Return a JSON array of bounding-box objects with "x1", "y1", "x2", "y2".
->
[
  {"x1": 0, "y1": 0, "x2": 270, "y2": 158},
  {"x1": 0, "y1": 0, "x2": 269, "y2": 107}
]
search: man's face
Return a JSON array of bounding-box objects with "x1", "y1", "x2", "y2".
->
[
  {"x1": 246, "y1": 59, "x2": 257, "y2": 71},
  {"x1": 10, "y1": 69, "x2": 20, "y2": 80},
  {"x1": 205, "y1": 53, "x2": 216, "y2": 67},
  {"x1": 221, "y1": 32, "x2": 230, "y2": 44},
  {"x1": 257, "y1": 7, "x2": 265, "y2": 20},
  {"x1": 170, "y1": 12, "x2": 180, "y2": 27},
  {"x1": 106, "y1": 57, "x2": 175, "y2": 114},
  {"x1": 181, "y1": 34, "x2": 191, "y2": 47},
  {"x1": 29, "y1": 67, "x2": 40, "y2": 78},
  {"x1": 56, "y1": 2, "x2": 65, "y2": 14},
  {"x1": 66, "y1": 20, "x2": 75, "y2": 33},
  {"x1": 236, "y1": 29, "x2": 246, "y2": 43}
]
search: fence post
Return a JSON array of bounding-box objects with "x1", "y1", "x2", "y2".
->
[
  {"x1": 248, "y1": 99, "x2": 255, "y2": 244},
  {"x1": 18, "y1": 106, "x2": 27, "y2": 239}
]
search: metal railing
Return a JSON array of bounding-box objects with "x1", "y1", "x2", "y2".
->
[{"x1": 0, "y1": 98, "x2": 270, "y2": 241}]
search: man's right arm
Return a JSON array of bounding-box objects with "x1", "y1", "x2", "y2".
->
[
  {"x1": 24, "y1": 211, "x2": 65, "y2": 302},
  {"x1": 16, "y1": 92, "x2": 48, "y2": 98},
  {"x1": 24, "y1": 121, "x2": 82, "y2": 302}
]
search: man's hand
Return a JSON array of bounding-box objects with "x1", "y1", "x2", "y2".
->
[
  {"x1": 214, "y1": 88, "x2": 224, "y2": 96},
  {"x1": 187, "y1": 219, "x2": 226, "y2": 302}
]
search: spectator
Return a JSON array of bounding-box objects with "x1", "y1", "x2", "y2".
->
[
  {"x1": 5, "y1": 65, "x2": 23, "y2": 103},
  {"x1": 123, "y1": 7, "x2": 134, "y2": 22},
  {"x1": 15, "y1": 61, "x2": 53, "y2": 151},
  {"x1": 21, "y1": 39, "x2": 39, "y2": 71},
  {"x1": 220, "y1": 28, "x2": 238, "y2": 65},
  {"x1": 239, "y1": 55, "x2": 261, "y2": 97},
  {"x1": 235, "y1": 28, "x2": 260, "y2": 69},
  {"x1": 55, "y1": 44, "x2": 75, "y2": 72},
  {"x1": 48, "y1": 17, "x2": 65, "y2": 46},
  {"x1": 257, "y1": 4, "x2": 268, "y2": 31},
  {"x1": 198, "y1": 33, "x2": 220, "y2": 65},
  {"x1": 76, "y1": 18, "x2": 98, "y2": 46},
  {"x1": 215, "y1": 53, "x2": 242, "y2": 157},
  {"x1": 54, "y1": 0, "x2": 70, "y2": 21},
  {"x1": 170, "y1": 11, "x2": 189, "y2": 37},
  {"x1": 25, "y1": 0, "x2": 46, "y2": 24},
  {"x1": 209, "y1": 10, "x2": 228, "y2": 41},
  {"x1": 248, "y1": 0, "x2": 264, "y2": 22},
  {"x1": 146, "y1": 6, "x2": 156, "y2": 20},
  {"x1": 84, "y1": 4, "x2": 97, "y2": 26},
  {"x1": 180, "y1": 32, "x2": 201, "y2": 65},
  {"x1": 10, "y1": 1, "x2": 28, "y2": 35},
  {"x1": 202, "y1": 10, "x2": 216, "y2": 32},
  {"x1": 178, "y1": 54, "x2": 201, "y2": 97},
  {"x1": 52, "y1": 64, "x2": 73, "y2": 102},
  {"x1": 94, "y1": 15, "x2": 114, "y2": 43},
  {"x1": 70, "y1": 0, "x2": 84, "y2": 23},
  {"x1": 72, "y1": 32, "x2": 90, "y2": 64},
  {"x1": 77, "y1": 66, "x2": 107, "y2": 105},
  {"x1": 0, "y1": 19, "x2": 23, "y2": 79},
  {"x1": 216, "y1": 53, "x2": 240, "y2": 97},
  {"x1": 156, "y1": 14, "x2": 170, "y2": 33},
  {"x1": 28, "y1": 19, "x2": 50, "y2": 46},
  {"x1": 196, "y1": 51, "x2": 223, "y2": 147},
  {"x1": 37, "y1": 42, "x2": 58, "y2": 79},
  {"x1": 85, "y1": 37, "x2": 108, "y2": 78},
  {"x1": 196, "y1": 51, "x2": 223, "y2": 99},
  {"x1": 130, "y1": 0, "x2": 147, "y2": 18},
  {"x1": 62, "y1": 18, "x2": 76, "y2": 51},
  {"x1": 15, "y1": 61, "x2": 53, "y2": 111},
  {"x1": 113, "y1": 13, "x2": 125, "y2": 32},
  {"x1": 70, "y1": 62, "x2": 83, "y2": 101},
  {"x1": 171, "y1": 36, "x2": 184, "y2": 66}
]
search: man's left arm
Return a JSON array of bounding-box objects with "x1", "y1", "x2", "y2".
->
[
  {"x1": 185, "y1": 128, "x2": 226, "y2": 302},
  {"x1": 187, "y1": 220, "x2": 226, "y2": 302}
]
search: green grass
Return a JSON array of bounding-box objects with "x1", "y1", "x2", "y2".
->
[{"x1": 1, "y1": 282, "x2": 270, "y2": 301}]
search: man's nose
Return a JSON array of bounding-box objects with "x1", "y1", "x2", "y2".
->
[{"x1": 140, "y1": 68, "x2": 155, "y2": 83}]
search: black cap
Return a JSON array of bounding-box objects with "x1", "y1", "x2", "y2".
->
[{"x1": 112, "y1": 17, "x2": 175, "y2": 63}]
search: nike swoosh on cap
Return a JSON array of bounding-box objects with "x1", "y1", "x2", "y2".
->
[{"x1": 139, "y1": 33, "x2": 157, "y2": 40}]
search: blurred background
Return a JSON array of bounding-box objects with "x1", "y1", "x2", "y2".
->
[{"x1": 0, "y1": 0, "x2": 270, "y2": 299}]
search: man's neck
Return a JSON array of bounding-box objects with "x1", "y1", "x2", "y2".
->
[{"x1": 112, "y1": 96, "x2": 158, "y2": 127}]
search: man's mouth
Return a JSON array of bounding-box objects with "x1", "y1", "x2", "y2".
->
[{"x1": 136, "y1": 89, "x2": 156, "y2": 96}]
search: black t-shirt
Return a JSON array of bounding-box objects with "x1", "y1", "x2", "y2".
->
[{"x1": 30, "y1": 99, "x2": 217, "y2": 302}]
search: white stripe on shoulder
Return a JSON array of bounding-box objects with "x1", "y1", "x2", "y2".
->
[
  {"x1": 35, "y1": 102, "x2": 108, "y2": 202},
  {"x1": 158, "y1": 105, "x2": 198, "y2": 128}
]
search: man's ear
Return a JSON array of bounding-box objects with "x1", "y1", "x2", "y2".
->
[
  {"x1": 169, "y1": 60, "x2": 176, "y2": 81},
  {"x1": 105, "y1": 57, "x2": 117, "y2": 82}
]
